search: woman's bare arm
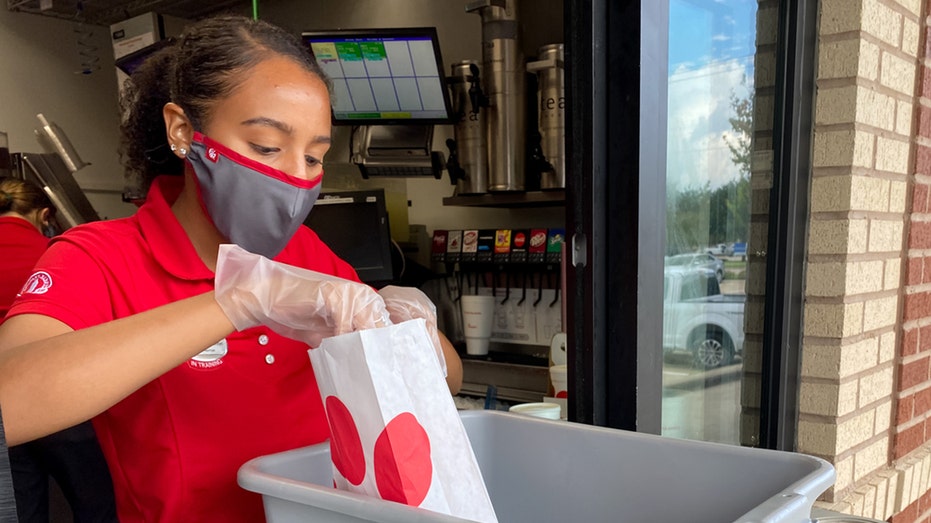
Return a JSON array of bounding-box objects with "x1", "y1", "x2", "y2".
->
[
  {"x1": 439, "y1": 331, "x2": 463, "y2": 395},
  {"x1": 0, "y1": 292, "x2": 234, "y2": 446}
]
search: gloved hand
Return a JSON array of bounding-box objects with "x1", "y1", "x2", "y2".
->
[
  {"x1": 214, "y1": 244, "x2": 390, "y2": 347},
  {"x1": 378, "y1": 285, "x2": 447, "y2": 376}
]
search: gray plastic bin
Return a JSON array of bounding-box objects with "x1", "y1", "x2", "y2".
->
[{"x1": 238, "y1": 410, "x2": 834, "y2": 523}]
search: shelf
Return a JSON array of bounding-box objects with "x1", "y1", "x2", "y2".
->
[
  {"x1": 443, "y1": 189, "x2": 565, "y2": 208},
  {"x1": 7, "y1": 0, "x2": 248, "y2": 27}
]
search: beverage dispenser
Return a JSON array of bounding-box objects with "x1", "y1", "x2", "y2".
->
[
  {"x1": 466, "y1": 0, "x2": 526, "y2": 192},
  {"x1": 527, "y1": 43, "x2": 565, "y2": 190},
  {"x1": 447, "y1": 60, "x2": 489, "y2": 194}
]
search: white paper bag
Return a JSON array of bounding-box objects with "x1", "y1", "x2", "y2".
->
[{"x1": 309, "y1": 319, "x2": 498, "y2": 523}]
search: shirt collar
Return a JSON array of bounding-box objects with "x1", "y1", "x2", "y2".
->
[
  {"x1": 0, "y1": 215, "x2": 39, "y2": 231},
  {"x1": 137, "y1": 176, "x2": 214, "y2": 281}
]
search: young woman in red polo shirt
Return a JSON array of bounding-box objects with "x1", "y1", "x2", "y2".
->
[
  {"x1": 0, "y1": 177, "x2": 118, "y2": 522},
  {"x1": 0, "y1": 15, "x2": 461, "y2": 523}
]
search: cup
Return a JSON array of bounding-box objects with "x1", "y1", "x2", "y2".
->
[
  {"x1": 549, "y1": 364, "x2": 568, "y2": 398},
  {"x1": 460, "y1": 295, "x2": 495, "y2": 355}
]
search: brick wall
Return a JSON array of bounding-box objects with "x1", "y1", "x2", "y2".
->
[
  {"x1": 801, "y1": 0, "x2": 923, "y2": 520},
  {"x1": 894, "y1": 2, "x2": 931, "y2": 521}
]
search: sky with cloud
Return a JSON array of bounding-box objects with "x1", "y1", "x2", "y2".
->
[{"x1": 666, "y1": 0, "x2": 757, "y2": 192}]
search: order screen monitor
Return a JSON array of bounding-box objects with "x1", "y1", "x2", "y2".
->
[
  {"x1": 302, "y1": 27, "x2": 454, "y2": 125},
  {"x1": 304, "y1": 189, "x2": 394, "y2": 286}
]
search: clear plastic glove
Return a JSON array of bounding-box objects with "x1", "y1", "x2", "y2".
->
[
  {"x1": 214, "y1": 244, "x2": 390, "y2": 347},
  {"x1": 378, "y1": 285, "x2": 447, "y2": 376}
]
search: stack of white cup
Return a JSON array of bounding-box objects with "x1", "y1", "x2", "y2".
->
[{"x1": 460, "y1": 295, "x2": 495, "y2": 355}]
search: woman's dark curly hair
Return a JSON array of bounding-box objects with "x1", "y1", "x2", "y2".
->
[{"x1": 119, "y1": 15, "x2": 329, "y2": 195}]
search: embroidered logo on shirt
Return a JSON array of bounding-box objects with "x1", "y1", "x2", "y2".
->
[
  {"x1": 17, "y1": 271, "x2": 52, "y2": 297},
  {"x1": 188, "y1": 339, "x2": 228, "y2": 370},
  {"x1": 207, "y1": 147, "x2": 219, "y2": 162}
]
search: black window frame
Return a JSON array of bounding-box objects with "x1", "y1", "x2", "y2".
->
[{"x1": 564, "y1": 0, "x2": 817, "y2": 450}]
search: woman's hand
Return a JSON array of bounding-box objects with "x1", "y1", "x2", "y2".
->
[
  {"x1": 214, "y1": 244, "x2": 389, "y2": 347},
  {"x1": 378, "y1": 286, "x2": 462, "y2": 394}
]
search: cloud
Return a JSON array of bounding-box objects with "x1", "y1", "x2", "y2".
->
[
  {"x1": 712, "y1": 34, "x2": 731, "y2": 42},
  {"x1": 666, "y1": 58, "x2": 751, "y2": 192}
]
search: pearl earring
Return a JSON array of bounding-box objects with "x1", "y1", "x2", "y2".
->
[{"x1": 179, "y1": 147, "x2": 187, "y2": 157}]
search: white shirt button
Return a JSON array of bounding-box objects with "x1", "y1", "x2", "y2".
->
[
  {"x1": 265, "y1": 354, "x2": 275, "y2": 365},
  {"x1": 258, "y1": 334, "x2": 269, "y2": 346}
]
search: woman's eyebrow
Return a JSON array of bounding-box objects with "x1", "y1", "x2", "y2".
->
[{"x1": 240, "y1": 116, "x2": 293, "y2": 134}]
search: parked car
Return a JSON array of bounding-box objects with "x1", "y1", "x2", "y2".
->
[
  {"x1": 663, "y1": 267, "x2": 745, "y2": 368},
  {"x1": 665, "y1": 253, "x2": 725, "y2": 282}
]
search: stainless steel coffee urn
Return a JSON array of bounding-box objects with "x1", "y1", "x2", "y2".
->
[
  {"x1": 447, "y1": 61, "x2": 488, "y2": 194},
  {"x1": 527, "y1": 43, "x2": 565, "y2": 190},
  {"x1": 466, "y1": 0, "x2": 525, "y2": 192}
]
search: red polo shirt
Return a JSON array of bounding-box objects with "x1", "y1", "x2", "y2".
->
[
  {"x1": 6, "y1": 176, "x2": 360, "y2": 522},
  {"x1": 0, "y1": 216, "x2": 49, "y2": 319}
]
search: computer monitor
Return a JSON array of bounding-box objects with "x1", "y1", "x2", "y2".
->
[
  {"x1": 301, "y1": 27, "x2": 454, "y2": 125},
  {"x1": 304, "y1": 189, "x2": 395, "y2": 285}
]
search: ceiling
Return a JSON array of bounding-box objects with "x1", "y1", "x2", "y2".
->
[{"x1": 7, "y1": 0, "x2": 251, "y2": 27}]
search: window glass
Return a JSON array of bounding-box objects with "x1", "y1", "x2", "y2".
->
[{"x1": 662, "y1": 0, "x2": 765, "y2": 446}]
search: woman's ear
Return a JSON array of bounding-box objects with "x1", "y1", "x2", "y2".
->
[
  {"x1": 38, "y1": 208, "x2": 50, "y2": 227},
  {"x1": 163, "y1": 102, "x2": 193, "y2": 158}
]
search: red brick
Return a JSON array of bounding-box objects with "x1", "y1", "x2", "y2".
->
[
  {"x1": 893, "y1": 497, "x2": 919, "y2": 523},
  {"x1": 919, "y1": 488, "x2": 931, "y2": 514},
  {"x1": 921, "y1": 324, "x2": 931, "y2": 353},
  {"x1": 921, "y1": 105, "x2": 931, "y2": 139},
  {"x1": 901, "y1": 357, "x2": 931, "y2": 391},
  {"x1": 905, "y1": 292, "x2": 931, "y2": 321},
  {"x1": 926, "y1": 25, "x2": 931, "y2": 59},
  {"x1": 910, "y1": 257, "x2": 925, "y2": 286},
  {"x1": 917, "y1": 388, "x2": 931, "y2": 416},
  {"x1": 920, "y1": 488, "x2": 931, "y2": 516},
  {"x1": 896, "y1": 423, "x2": 925, "y2": 459},
  {"x1": 906, "y1": 327, "x2": 922, "y2": 357},
  {"x1": 915, "y1": 182, "x2": 930, "y2": 213},
  {"x1": 910, "y1": 222, "x2": 931, "y2": 250},
  {"x1": 923, "y1": 256, "x2": 931, "y2": 284},
  {"x1": 917, "y1": 146, "x2": 931, "y2": 177},
  {"x1": 924, "y1": 66, "x2": 931, "y2": 100},
  {"x1": 900, "y1": 395, "x2": 916, "y2": 424}
]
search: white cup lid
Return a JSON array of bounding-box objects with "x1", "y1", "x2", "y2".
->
[{"x1": 509, "y1": 402, "x2": 561, "y2": 420}]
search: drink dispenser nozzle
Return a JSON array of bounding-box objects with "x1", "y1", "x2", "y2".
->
[
  {"x1": 445, "y1": 138, "x2": 466, "y2": 185},
  {"x1": 467, "y1": 63, "x2": 488, "y2": 115}
]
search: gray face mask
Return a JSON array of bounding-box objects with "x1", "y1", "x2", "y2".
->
[{"x1": 187, "y1": 132, "x2": 322, "y2": 259}]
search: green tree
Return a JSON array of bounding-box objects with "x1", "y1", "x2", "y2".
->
[
  {"x1": 720, "y1": 79, "x2": 752, "y2": 244},
  {"x1": 666, "y1": 77, "x2": 754, "y2": 255}
]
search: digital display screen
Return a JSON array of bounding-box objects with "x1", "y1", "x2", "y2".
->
[{"x1": 302, "y1": 28, "x2": 453, "y2": 125}]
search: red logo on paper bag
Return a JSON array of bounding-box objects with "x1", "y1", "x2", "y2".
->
[
  {"x1": 325, "y1": 397, "x2": 366, "y2": 485},
  {"x1": 18, "y1": 271, "x2": 52, "y2": 297},
  {"x1": 324, "y1": 399, "x2": 433, "y2": 506},
  {"x1": 207, "y1": 147, "x2": 219, "y2": 162},
  {"x1": 374, "y1": 412, "x2": 432, "y2": 506}
]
